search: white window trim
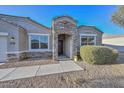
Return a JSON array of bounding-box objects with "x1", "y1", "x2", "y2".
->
[
  {"x1": 80, "y1": 34, "x2": 97, "y2": 46},
  {"x1": 28, "y1": 33, "x2": 50, "y2": 52}
]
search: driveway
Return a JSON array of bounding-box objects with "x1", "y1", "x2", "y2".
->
[{"x1": 0, "y1": 61, "x2": 83, "y2": 81}]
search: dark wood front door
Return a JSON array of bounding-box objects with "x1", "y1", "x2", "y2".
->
[{"x1": 58, "y1": 40, "x2": 63, "y2": 55}]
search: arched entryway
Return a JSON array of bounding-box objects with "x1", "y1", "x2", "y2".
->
[
  {"x1": 58, "y1": 34, "x2": 72, "y2": 58},
  {"x1": 52, "y1": 16, "x2": 78, "y2": 61}
]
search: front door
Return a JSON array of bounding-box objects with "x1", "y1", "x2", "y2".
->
[{"x1": 58, "y1": 40, "x2": 63, "y2": 55}]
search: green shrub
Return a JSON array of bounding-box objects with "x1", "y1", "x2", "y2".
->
[{"x1": 80, "y1": 45, "x2": 118, "y2": 64}]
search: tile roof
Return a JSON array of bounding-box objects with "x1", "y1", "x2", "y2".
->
[
  {"x1": 78, "y1": 25, "x2": 103, "y2": 33},
  {"x1": 0, "y1": 14, "x2": 50, "y2": 33}
]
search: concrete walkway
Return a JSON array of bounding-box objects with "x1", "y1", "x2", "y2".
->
[{"x1": 0, "y1": 61, "x2": 83, "y2": 81}]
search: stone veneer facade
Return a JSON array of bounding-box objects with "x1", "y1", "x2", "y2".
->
[
  {"x1": 7, "y1": 51, "x2": 52, "y2": 62},
  {"x1": 52, "y1": 16, "x2": 78, "y2": 60}
]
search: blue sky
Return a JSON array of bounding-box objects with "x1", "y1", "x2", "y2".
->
[{"x1": 0, "y1": 5, "x2": 124, "y2": 35}]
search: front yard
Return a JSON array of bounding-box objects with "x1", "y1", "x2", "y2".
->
[
  {"x1": 0, "y1": 53, "x2": 124, "y2": 88},
  {"x1": 0, "y1": 58, "x2": 58, "y2": 69}
]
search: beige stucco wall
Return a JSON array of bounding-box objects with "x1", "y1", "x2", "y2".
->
[
  {"x1": 18, "y1": 28, "x2": 28, "y2": 51},
  {"x1": 0, "y1": 20, "x2": 19, "y2": 52},
  {"x1": 64, "y1": 35, "x2": 71, "y2": 57},
  {"x1": 49, "y1": 33, "x2": 52, "y2": 50},
  {"x1": 18, "y1": 29, "x2": 52, "y2": 51},
  {"x1": 17, "y1": 19, "x2": 52, "y2": 50}
]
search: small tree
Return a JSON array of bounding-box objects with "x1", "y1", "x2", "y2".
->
[{"x1": 112, "y1": 6, "x2": 124, "y2": 27}]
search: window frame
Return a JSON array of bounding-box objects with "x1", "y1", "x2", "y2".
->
[
  {"x1": 28, "y1": 33, "x2": 50, "y2": 52},
  {"x1": 80, "y1": 34, "x2": 97, "y2": 46}
]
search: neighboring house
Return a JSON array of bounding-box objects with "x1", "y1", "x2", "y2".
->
[
  {"x1": 0, "y1": 14, "x2": 103, "y2": 62},
  {"x1": 103, "y1": 34, "x2": 124, "y2": 52}
]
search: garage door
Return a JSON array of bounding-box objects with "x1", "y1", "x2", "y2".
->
[{"x1": 0, "y1": 36, "x2": 7, "y2": 62}]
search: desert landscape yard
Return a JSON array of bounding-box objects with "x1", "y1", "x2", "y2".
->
[{"x1": 0, "y1": 53, "x2": 124, "y2": 88}]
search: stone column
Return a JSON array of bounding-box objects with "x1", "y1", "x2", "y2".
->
[
  {"x1": 52, "y1": 32, "x2": 58, "y2": 60},
  {"x1": 71, "y1": 30, "x2": 78, "y2": 59}
]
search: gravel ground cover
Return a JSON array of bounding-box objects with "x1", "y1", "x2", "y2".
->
[
  {"x1": 0, "y1": 53, "x2": 124, "y2": 88},
  {"x1": 0, "y1": 59, "x2": 58, "y2": 69}
]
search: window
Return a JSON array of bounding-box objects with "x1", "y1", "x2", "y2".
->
[
  {"x1": 80, "y1": 34, "x2": 96, "y2": 46},
  {"x1": 29, "y1": 34, "x2": 49, "y2": 50},
  {"x1": 31, "y1": 35, "x2": 40, "y2": 49}
]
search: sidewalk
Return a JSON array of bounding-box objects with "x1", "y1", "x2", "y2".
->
[{"x1": 0, "y1": 61, "x2": 83, "y2": 81}]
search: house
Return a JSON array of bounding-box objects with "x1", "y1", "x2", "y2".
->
[
  {"x1": 103, "y1": 34, "x2": 124, "y2": 52},
  {"x1": 0, "y1": 14, "x2": 103, "y2": 62}
]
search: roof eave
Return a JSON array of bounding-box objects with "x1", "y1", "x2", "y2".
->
[{"x1": 78, "y1": 25, "x2": 104, "y2": 34}]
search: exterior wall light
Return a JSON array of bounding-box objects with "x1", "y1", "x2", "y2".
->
[
  {"x1": 10, "y1": 36, "x2": 16, "y2": 45},
  {"x1": 74, "y1": 55, "x2": 78, "y2": 62}
]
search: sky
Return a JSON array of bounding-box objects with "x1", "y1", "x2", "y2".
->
[{"x1": 0, "y1": 5, "x2": 124, "y2": 35}]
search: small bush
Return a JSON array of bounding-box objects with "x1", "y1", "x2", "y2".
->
[{"x1": 80, "y1": 45, "x2": 118, "y2": 64}]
